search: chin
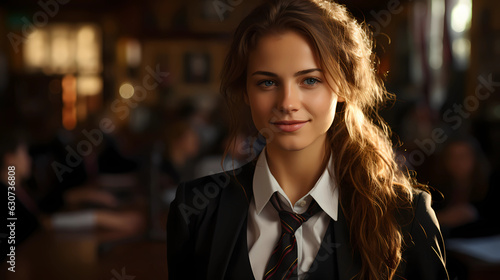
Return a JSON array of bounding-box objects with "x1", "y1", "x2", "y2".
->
[{"x1": 269, "y1": 138, "x2": 310, "y2": 152}]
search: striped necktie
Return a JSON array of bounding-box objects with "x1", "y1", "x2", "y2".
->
[{"x1": 264, "y1": 193, "x2": 321, "y2": 280}]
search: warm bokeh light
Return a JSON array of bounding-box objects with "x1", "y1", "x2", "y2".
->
[
  {"x1": 77, "y1": 75, "x2": 102, "y2": 96},
  {"x1": 76, "y1": 25, "x2": 101, "y2": 74},
  {"x1": 452, "y1": 38, "x2": 471, "y2": 60},
  {"x1": 429, "y1": 0, "x2": 445, "y2": 70},
  {"x1": 451, "y1": 0, "x2": 472, "y2": 33},
  {"x1": 22, "y1": 24, "x2": 103, "y2": 127},
  {"x1": 62, "y1": 74, "x2": 77, "y2": 130},
  {"x1": 449, "y1": 0, "x2": 472, "y2": 70},
  {"x1": 24, "y1": 29, "x2": 48, "y2": 71},
  {"x1": 119, "y1": 83, "x2": 135, "y2": 99},
  {"x1": 125, "y1": 39, "x2": 142, "y2": 68},
  {"x1": 51, "y1": 25, "x2": 75, "y2": 74},
  {"x1": 23, "y1": 24, "x2": 101, "y2": 75}
]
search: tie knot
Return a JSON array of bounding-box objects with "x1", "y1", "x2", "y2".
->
[{"x1": 270, "y1": 193, "x2": 320, "y2": 234}]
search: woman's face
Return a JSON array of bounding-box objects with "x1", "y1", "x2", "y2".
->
[{"x1": 246, "y1": 31, "x2": 342, "y2": 152}]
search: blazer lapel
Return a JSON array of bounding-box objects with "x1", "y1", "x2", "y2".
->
[
  {"x1": 207, "y1": 162, "x2": 256, "y2": 280},
  {"x1": 335, "y1": 207, "x2": 361, "y2": 280},
  {"x1": 205, "y1": 161, "x2": 361, "y2": 280}
]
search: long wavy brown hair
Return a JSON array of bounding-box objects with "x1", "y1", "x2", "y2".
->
[{"x1": 221, "y1": 0, "x2": 416, "y2": 279}]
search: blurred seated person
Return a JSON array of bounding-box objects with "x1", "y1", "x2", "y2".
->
[
  {"x1": 1, "y1": 131, "x2": 39, "y2": 259},
  {"x1": 432, "y1": 136, "x2": 490, "y2": 237},
  {"x1": 156, "y1": 120, "x2": 200, "y2": 208},
  {"x1": 31, "y1": 121, "x2": 139, "y2": 213},
  {"x1": 32, "y1": 127, "x2": 143, "y2": 233},
  {"x1": 161, "y1": 120, "x2": 200, "y2": 186},
  {"x1": 1, "y1": 132, "x2": 144, "y2": 259}
]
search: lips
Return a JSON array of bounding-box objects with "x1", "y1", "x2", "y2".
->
[{"x1": 271, "y1": 120, "x2": 309, "y2": 132}]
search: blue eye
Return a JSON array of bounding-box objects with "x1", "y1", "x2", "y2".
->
[
  {"x1": 304, "y1": 78, "x2": 319, "y2": 85},
  {"x1": 259, "y1": 80, "x2": 275, "y2": 87}
]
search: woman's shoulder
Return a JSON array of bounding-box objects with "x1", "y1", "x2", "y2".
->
[
  {"x1": 174, "y1": 160, "x2": 256, "y2": 203},
  {"x1": 395, "y1": 186, "x2": 439, "y2": 229},
  {"x1": 410, "y1": 187, "x2": 432, "y2": 206},
  {"x1": 395, "y1": 185, "x2": 434, "y2": 209},
  {"x1": 397, "y1": 189, "x2": 449, "y2": 279},
  {"x1": 395, "y1": 186, "x2": 443, "y2": 241},
  {"x1": 167, "y1": 161, "x2": 255, "y2": 229},
  {"x1": 409, "y1": 187, "x2": 439, "y2": 216}
]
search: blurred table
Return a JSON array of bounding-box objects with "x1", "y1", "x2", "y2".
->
[{"x1": 0, "y1": 229, "x2": 167, "y2": 280}]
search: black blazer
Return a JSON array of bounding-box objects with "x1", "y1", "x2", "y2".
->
[{"x1": 167, "y1": 161, "x2": 449, "y2": 280}]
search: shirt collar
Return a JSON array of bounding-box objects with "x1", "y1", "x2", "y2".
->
[{"x1": 252, "y1": 147, "x2": 339, "y2": 221}]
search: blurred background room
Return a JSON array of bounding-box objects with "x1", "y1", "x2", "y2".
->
[{"x1": 0, "y1": 0, "x2": 499, "y2": 279}]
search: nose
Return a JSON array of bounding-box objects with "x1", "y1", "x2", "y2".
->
[{"x1": 278, "y1": 83, "x2": 300, "y2": 113}]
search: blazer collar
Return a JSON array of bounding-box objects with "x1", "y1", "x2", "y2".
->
[
  {"x1": 206, "y1": 160, "x2": 361, "y2": 280},
  {"x1": 335, "y1": 205, "x2": 362, "y2": 280},
  {"x1": 207, "y1": 161, "x2": 256, "y2": 280}
]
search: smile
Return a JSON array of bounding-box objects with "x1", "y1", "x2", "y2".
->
[{"x1": 271, "y1": 120, "x2": 309, "y2": 132}]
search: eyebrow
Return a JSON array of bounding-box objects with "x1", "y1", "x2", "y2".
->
[{"x1": 251, "y1": 68, "x2": 322, "y2": 77}]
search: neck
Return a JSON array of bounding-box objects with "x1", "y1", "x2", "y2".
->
[{"x1": 266, "y1": 136, "x2": 329, "y2": 205}]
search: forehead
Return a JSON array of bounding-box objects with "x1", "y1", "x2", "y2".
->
[{"x1": 247, "y1": 31, "x2": 320, "y2": 73}]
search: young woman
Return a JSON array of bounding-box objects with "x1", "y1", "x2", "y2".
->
[{"x1": 167, "y1": 0, "x2": 448, "y2": 279}]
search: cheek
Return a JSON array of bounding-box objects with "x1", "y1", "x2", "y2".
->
[
  {"x1": 248, "y1": 95, "x2": 273, "y2": 124},
  {"x1": 250, "y1": 106, "x2": 268, "y2": 129},
  {"x1": 309, "y1": 94, "x2": 337, "y2": 124}
]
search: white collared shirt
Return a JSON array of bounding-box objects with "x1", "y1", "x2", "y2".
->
[{"x1": 247, "y1": 148, "x2": 339, "y2": 279}]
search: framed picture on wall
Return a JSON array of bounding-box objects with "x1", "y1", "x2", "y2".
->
[
  {"x1": 141, "y1": 40, "x2": 227, "y2": 98},
  {"x1": 183, "y1": 52, "x2": 211, "y2": 84}
]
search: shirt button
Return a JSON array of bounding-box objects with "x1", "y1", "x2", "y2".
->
[{"x1": 298, "y1": 200, "x2": 307, "y2": 207}]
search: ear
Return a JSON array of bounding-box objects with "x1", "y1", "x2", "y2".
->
[{"x1": 337, "y1": 95, "x2": 345, "y2": 103}]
